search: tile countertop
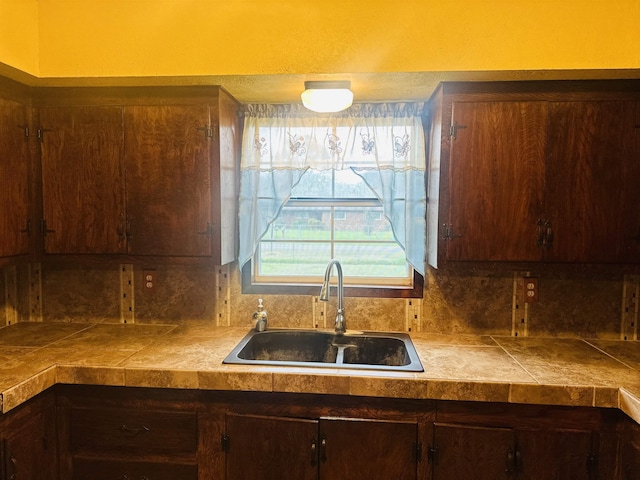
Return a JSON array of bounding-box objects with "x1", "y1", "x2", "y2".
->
[{"x1": 0, "y1": 322, "x2": 639, "y2": 424}]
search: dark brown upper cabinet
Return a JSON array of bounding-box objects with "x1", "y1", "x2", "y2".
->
[
  {"x1": 0, "y1": 96, "x2": 31, "y2": 263},
  {"x1": 36, "y1": 86, "x2": 240, "y2": 264},
  {"x1": 427, "y1": 81, "x2": 640, "y2": 267}
]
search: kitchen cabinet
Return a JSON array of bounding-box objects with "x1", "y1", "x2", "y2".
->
[
  {"x1": 38, "y1": 105, "x2": 125, "y2": 255},
  {"x1": 224, "y1": 414, "x2": 318, "y2": 480},
  {"x1": 427, "y1": 81, "x2": 640, "y2": 267},
  {"x1": 432, "y1": 401, "x2": 619, "y2": 480},
  {"x1": 59, "y1": 388, "x2": 199, "y2": 480},
  {"x1": 0, "y1": 391, "x2": 57, "y2": 480},
  {"x1": 622, "y1": 415, "x2": 640, "y2": 480},
  {"x1": 431, "y1": 423, "x2": 594, "y2": 479},
  {"x1": 36, "y1": 86, "x2": 239, "y2": 263},
  {"x1": 0, "y1": 96, "x2": 31, "y2": 262},
  {"x1": 224, "y1": 413, "x2": 419, "y2": 480},
  {"x1": 55, "y1": 385, "x2": 632, "y2": 480},
  {"x1": 545, "y1": 100, "x2": 640, "y2": 263}
]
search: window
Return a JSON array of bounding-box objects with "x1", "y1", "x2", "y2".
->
[
  {"x1": 238, "y1": 103, "x2": 426, "y2": 297},
  {"x1": 256, "y1": 169, "x2": 410, "y2": 285}
]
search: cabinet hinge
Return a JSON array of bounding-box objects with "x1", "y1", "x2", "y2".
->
[
  {"x1": 450, "y1": 122, "x2": 467, "y2": 139},
  {"x1": 198, "y1": 222, "x2": 215, "y2": 236},
  {"x1": 415, "y1": 441, "x2": 423, "y2": 462},
  {"x1": 221, "y1": 433, "x2": 230, "y2": 452},
  {"x1": 427, "y1": 444, "x2": 438, "y2": 465},
  {"x1": 17, "y1": 125, "x2": 29, "y2": 138},
  {"x1": 586, "y1": 453, "x2": 598, "y2": 474},
  {"x1": 441, "y1": 224, "x2": 462, "y2": 241},
  {"x1": 197, "y1": 125, "x2": 214, "y2": 139},
  {"x1": 41, "y1": 219, "x2": 56, "y2": 237}
]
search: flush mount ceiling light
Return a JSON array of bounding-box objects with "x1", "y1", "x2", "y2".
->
[{"x1": 301, "y1": 80, "x2": 353, "y2": 113}]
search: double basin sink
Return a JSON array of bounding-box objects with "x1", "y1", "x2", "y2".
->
[{"x1": 223, "y1": 329, "x2": 424, "y2": 372}]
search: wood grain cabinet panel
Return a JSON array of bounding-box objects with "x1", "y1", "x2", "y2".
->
[
  {"x1": 0, "y1": 392, "x2": 57, "y2": 480},
  {"x1": 447, "y1": 100, "x2": 547, "y2": 262},
  {"x1": 223, "y1": 413, "x2": 419, "y2": 480},
  {"x1": 225, "y1": 414, "x2": 318, "y2": 480},
  {"x1": 39, "y1": 106, "x2": 126, "y2": 255},
  {"x1": 319, "y1": 417, "x2": 419, "y2": 480},
  {"x1": 0, "y1": 97, "x2": 31, "y2": 260},
  {"x1": 427, "y1": 81, "x2": 640, "y2": 266},
  {"x1": 72, "y1": 458, "x2": 198, "y2": 480},
  {"x1": 69, "y1": 407, "x2": 197, "y2": 455},
  {"x1": 123, "y1": 104, "x2": 213, "y2": 257},
  {"x1": 545, "y1": 100, "x2": 640, "y2": 263},
  {"x1": 36, "y1": 87, "x2": 240, "y2": 263}
]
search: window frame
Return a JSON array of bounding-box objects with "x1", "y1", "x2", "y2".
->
[{"x1": 241, "y1": 259, "x2": 424, "y2": 298}]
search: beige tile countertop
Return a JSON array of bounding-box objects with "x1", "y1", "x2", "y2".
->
[{"x1": 0, "y1": 322, "x2": 639, "y2": 424}]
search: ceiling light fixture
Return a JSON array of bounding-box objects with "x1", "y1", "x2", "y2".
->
[{"x1": 301, "y1": 80, "x2": 353, "y2": 113}]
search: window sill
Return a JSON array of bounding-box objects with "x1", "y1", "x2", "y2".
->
[{"x1": 241, "y1": 261, "x2": 424, "y2": 298}]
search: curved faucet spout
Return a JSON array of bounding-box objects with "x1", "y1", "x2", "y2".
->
[{"x1": 320, "y1": 259, "x2": 346, "y2": 334}]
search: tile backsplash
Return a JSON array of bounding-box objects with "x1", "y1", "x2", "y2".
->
[{"x1": 1, "y1": 262, "x2": 637, "y2": 340}]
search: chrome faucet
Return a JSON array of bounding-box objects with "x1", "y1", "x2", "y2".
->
[{"x1": 319, "y1": 259, "x2": 346, "y2": 335}]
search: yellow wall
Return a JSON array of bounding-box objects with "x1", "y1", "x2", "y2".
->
[
  {"x1": 2, "y1": 0, "x2": 638, "y2": 78},
  {"x1": 0, "y1": 0, "x2": 39, "y2": 75}
]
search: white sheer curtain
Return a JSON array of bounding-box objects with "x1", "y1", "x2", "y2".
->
[{"x1": 238, "y1": 102, "x2": 427, "y2": 276}]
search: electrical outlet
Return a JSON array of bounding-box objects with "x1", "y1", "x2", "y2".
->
[
  {"x1": 523, "y1": 277, "x2": 539, "y2": 303},
  {"x1": 143, "y1": 269, "x2": 156, "y2": 291}
]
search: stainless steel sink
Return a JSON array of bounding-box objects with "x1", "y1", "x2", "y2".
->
[{"x1": 223, "y1": 329, "x2": 424, "y2": 372}]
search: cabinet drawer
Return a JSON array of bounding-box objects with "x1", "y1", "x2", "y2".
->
[
  {"x1": 73, "y1": 458, "x2": 197, "y2": 480},
  {"x1": 70, "y1": 407, "x2": 197, "y2": 455}
]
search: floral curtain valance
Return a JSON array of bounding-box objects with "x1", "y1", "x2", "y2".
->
[{"x1": 238, "y1": 102, "x2": 427, "y2": 276}]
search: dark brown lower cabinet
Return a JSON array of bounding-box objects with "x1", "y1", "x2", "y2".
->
[
  {"x1": 431, "y1": 423, "x2": 595, "y2": 480},
  {"x1": 53, "y1": 386, "x2": 638, "y2": 480},
  {"x1": 0, "y1": 391, "x2": 57, "y2": 480},
  {"x1": 72, "y1": 458, "x2": 197, "y2": 480},
  {"x1": 431, "y1": 423, "x2": 515, "y2": 479},
  {"x1": 225, "y1": 414, "x2": 318, "y2": 480},
  {"x1": 622, "y1": 416, "x2": 640, "y2": 480},
  {"x1": 224, "y1": 414, "x2": 419, "y2": 480}
]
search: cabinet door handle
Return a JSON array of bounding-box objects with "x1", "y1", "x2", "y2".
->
[
  {"x1": 117, "y1": 214, "x2": 126, "y2": 241},
  {"x1": 506, "y1": 448, "x2": 514, "y2": 473},
  {"x1": 311, "y1": 439, "x2": 318, "y2": 466},
  {"x1": 119, "y1": 424, "x2": 150, "y2": 437},
  {"x1": 320, "y1": 436, "x2": 327, "y2": 463}
]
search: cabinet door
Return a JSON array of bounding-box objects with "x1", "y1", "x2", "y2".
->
[
  {"x1": 0, "y1": 98, "x2": 30, "y2": 258},
  {"x1": 72, "y1": 458, "x2": 197, "y2": 480},
  {"x1": 39, "y1": 106, "x2": 126, "y2": 254},
  {"x1": 516, "y1": 429, "x2": 594, "y2": 480},
  {"x1": 447, "y1": 101, "x2": 547, "y2": 261},
  {"x1": 2, "y1": 412, "x2": 56, "y2": 480},
  {"x1": 432, "y1": 423, "x2": 514, "y2": 480},
  {"x1": 546, "y1": 101, "x2": 640, "y2": 263},
  {"x1": 225, "y1": 414, "x2": 318, "y2": 480},
  {"x1": 124, "y1": 105, "x2": 212, "y2": 256},
  {"x1": 320, "y1": 417, "x2": 418, "y2": 480}
]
